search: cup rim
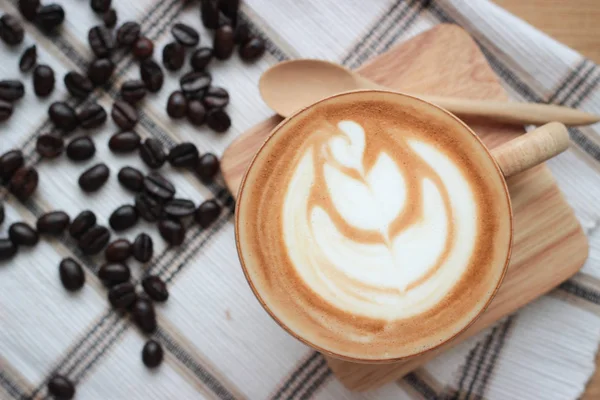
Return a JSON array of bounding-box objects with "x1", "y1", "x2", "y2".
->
[{"x1": 234, "y1": 89, "x2": 513, "y2": 363}]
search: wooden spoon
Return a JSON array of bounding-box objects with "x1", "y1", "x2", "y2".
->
[{"x1": 259, "y1": 59, "x2": 600, "y2": 126}]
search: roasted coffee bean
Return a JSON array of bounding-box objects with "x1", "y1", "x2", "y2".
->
[
  {"x1": 142, "y1": 276, "x2": 168, "y2": 302},
  {"x1": 66, "y1": 136, "x2": 95, "y2": 161},
  {"x1": 69, "y1": 210, "x2": 96, "y2": 239},
  {"x1": 135, "y1": 192, "x2": 162, "y2": 222},
  {"x1": 19, "y1": 0, "x2": 40, "y2": 21},
  {"x1": 87, "y1": 58, "x2": 114, "y2": 86},
  {"x1": 206, "y1": 108, "x2": 230, "y2": 132},
  {"x1": 166, "y1": 91, "x2": 187, "y2": 119},
  {"x1": 103, "y1": 8, "x2": 117, "y2": 28},
  {"x1": 0, "y1": 150, "x2": 24, "y2": 182},
  {"x1": 142, "y1": 340, "x2": 163, "y2": 368},
  {"x1": 171, "y1": 23, "x2": 199, "y2": 47},
  {"x1": 219, "y1": 0, "x2": 239, "y2": 26},
  {"x1": 109, "y1": 131, "x2": 141, "y2": 153},
  {"x1": 189, "y1": 47, "x2": 213, "y2": 71},
  {"x1": 64, "y1": 72, "x2": 93, "y2": 99},
  {"x1": 140, "y1": 59, "x2": 164, "y2": 93},
  {"x1": 139, "y1": 138, "x2": 165, "y2": 169},
  {"x1": 109, "y1": 205, "x2": 138, "y2": 231},
  {"x1": 77, "y1": 103, "x2": 107, "y2": 129},
  {"x1": 214, "y1": 25, "x2": 234, "y2": 60},
  {"x1": 37, "y1": 211, "x2": 70, "y2": 235},
  {"x1": 163, "y1": 198, "x2": 196, "y2": 218},
  {"x1": 0, "y1": 80, "x2": 25, "y2": 101},
  {"x1": 88, "y1": 26, "x2": 114, "y2": 58},
  {"x1": 47, "y1": 375, "x2": 75, "y2": 400},
  {"x1": 186, "y1": 99, "x2": 206, "y2": 126},
  {"x1": 201, "y1": 0, "x2": 220, "y2": 29},
  {"x1": 98, "y1": 262, "x2": 130, "y2": 286},
  {"x1": 0, "y1": 14, "x2": 24, "y2": 45},
  {"x1": 132, "y1": 233, "x2": 152, "y2": 262},
  {"x1": 203, "y1": 86, "x2": 229, "y2": 109},
  {"x1": 132, "y1": 297, "x2": 157, "y2": 333},
  {"x1": 234, "y1": 23, "x2": 251, "y2": 45},
  {"x1": 36, "y1": 134, "x2": 63, "y2": 158},
  {"x1": 0, "y1": 100, "x2": 13, "y2": 122},
  {"x1": 117, "y1": 166, "x2": 143, "y2": 192},
  {"x1": 59, "y1": 258, "x2": 85, "y2": 291},
  {"x1": 158, "y1": 218, "x2": 185, "y2": 246},
  {"x1": 132, "y1": 36, "x2": 154, "y2": 60},
  {"x1": 9, "y1": 166, "x2": 38, "y2": 201},
  {"x1": 116, "y1": 21, "x2": 140, "y2": 47},
  {"x1": 105, "y1": 239, "x2": 131, "y2": 262},
  {"x1": 79, "y1": 225, "x2": 110, "y2": 255},
  {"x1": 195, "y1": 199, "x2": 221, "y2": 228},
  {"x1": 78, "y1": 163, "x2": 109, "y2": 192},
  {"x1": 0, "y1": 238, "x2": 17, "y2": 261},
  {"x1": 91, "y1": 0, "x2": 111, "y2": 13},
  {"x1": 162, "y1": 42, "x2": 185, "y2": 71},
  {"x1": 8, "y1": 222, "x2": 38, "y2": 246},
  {"x1": 168, "y1": 142, "x2": 198, "y2": 168},
  {"x1": 33, "y1": 64, "x2": 55, "y2": 97},
  {"x1": 239, "y1": 36, "x2": 265, "y2": 61},
  {"x1": 108, "y1": 282, "x2": 136, "y2": 308},
  {"x1": 0, "y1": 202, "x2": 4, "y2": 225},
  {"x1": 35, "y1": 4, "x2": 65, "y2": 32},
  {"x1": 120, "y1": 80, "x2": 146, "y2": 104},
  {"x1": 19, "y1": 45, "x2": 37, "y2": 72},
  {"x1": 144, "y1": 173, "x2": 175, "y2": 201},
  {"x1": 195, "y1": 153, "x2": 220, "y2": 183},
  {"x1": 49, "y1": 102, "x2": 78, "y2": 133},
  {"x1": 111, "y1": 100, "x2": 138, "y2": 130},
  {"x1": 180, "y1": 71, "x2": 211, "y2": 98}
]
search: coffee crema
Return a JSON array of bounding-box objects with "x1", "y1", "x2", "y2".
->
[{"x1": 236, "y1": 91, "x2": 512, "y2": 361}]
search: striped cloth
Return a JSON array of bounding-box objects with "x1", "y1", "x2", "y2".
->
[{"x1": 1, "y1": 0, "x2": 600, "y2": 399}]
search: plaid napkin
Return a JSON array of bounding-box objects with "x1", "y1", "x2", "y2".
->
[{"x1": 1, "y1": 0, "x2": 600, "y2": 399}]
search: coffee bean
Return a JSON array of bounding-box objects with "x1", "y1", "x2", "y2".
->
[
  {"x1": 77, "y1": 103, "x2": 107, "y2": 129},
  {"x1": 36, "y1": 134, "x2": 63, "y2": 158},
  {"x1": 109, "y1": 205, "x2": 138, "y2": 231},
  {"x1": 189, "y1": 47, "x2": 213, "y2": 71},
  {"x1": 116, "y1": 21, "x2": 140, "y2": 47},
  {"x1": 0, "y1": 100, "x2": 13, "y2": 122},
  {"x1": 64, "y1": 72, "x2": 93, "y2": 99},
  {"x1": 0, "y1": 80, "x2": 25, "y2": 101},
  {"x1": 19, "y1": 0, "x2": 40, "y2": 22},
  {"x1": 180, "y1": 71, "x2": 211, "y2": 98},
  {"x1": 171, "y1": 23, "x2": 199, "y2": 47},
  {"x1": 132, "y1": 36, "x2": 154, "y2": 60},
  {"x1": 214, "y1": 25, "x2": 234, "y2": 60},
  {"x1": 206, "y1": 108, "x2": 230, "y2": 132},
  {"x1": 186, "y1": 99, "x2": 206, "y2": 126},
  {"x1": 168, "y1": 142, "x2": 198, "y2": 168},
  {"x1": 37, "y1": 211, "x2": 70, "y2": 235},
  {"x1": 201, "y1": 0, "x2": 220, "y2": 29},
  {"x1": 109, "y1": 131, "x2": 141, "y2": 153},
  {"x1": 220, "y1": 0, "x2": 239, "y2": 24},
  {"x1": 69, "y1": 210, "x2": 96, "y2": 239},
  {"x1": 195, "y1": 153, "x2": 220, "y2": 183},
  {"x1": 91, "y1": 0, "x2": 111, "y2": 13},
  {"x1": 103, "y1": 8, "x2": 117, "y2": 28},
  {"x1": 105, "y1": 239, "x2": 131, "y2": 262},
  {"x1": 162, "y1": 42, "x2": 185, "y2": 71},
  {"x1": 117, "y1": 166, "x2": 143, "y2": 192},
  {"x1": 59, "y1": 258, "x2": 85, "y2": 291},
  {"x1": 135, "y1": 192, "x2": 162, "y2": 222},
  {"x1": 158, "y1": 219, "x2": 185, "y2": 246},
  {"x1": 164, "y1": 198, "x2": 196, "y2": 218},
  {"x1": 47, "y1": 375, "x2": 75, "y2": 400},
  {"x1": 140, "y1": 59, "x2": 164, "y2": 93},
  {"x1": 33, "y1": 64, "x2": 55, "y2": 97},
  {"x1": 203, "y1": 86, "x2": 229, "y2": 109},
  {"x1": 142, "y1": 340, "x2": 163, "y2": 368},
  {"x1": 108, "y1": 282, "x2": 136, "y2": 309},
  {"x1": 9, "y1": 222, "x2": 38, "y2": 246},
  {"x1": 88, "y1": 26, "x2": 114, "y2": 58},
  {"x1": 0, "y1": 150, "x2": 24, "y2": 182},
  {"x1": 0, "y1": 202, "x2": 4, "y2": 225},
  {"x1": 239, "y1": 37, "x2": 265, "y2": 61},
  {"x1": 79, "y1": 163, "x2": 109, "y2": 192},
  {"x1": 195, "y1": 199, "x2": 221, "y2": 228},
  {"x1": 139, "y1": 138, "x2": 165, "y2": 169},
  {"x1": 87, "y1": 58, "x2": 114, "y2": 86},
  {"x1": 234, "y1": 23, "x2": 251, "y2": 45},
  {"x1": 120, "y1": 80, "x2": 147, "y2": 104},
  {"x1": 166, "y1": 91, "x2": 187, "y2": 119},
  {"x1": 49, "y1": 102, "x2": 78, "y2": 132},
  {"x1": 35, "y1": 4, "x2": 65, "y2": 32},
  {"x1": 66, "y1": 136, "x2": 95, "y2": 161},
  {"x1": 132, "y1": 297, "x2": 157, "y2": 333},
  {"x1": 0, "y1": 14, "x2": 24, "y2": 45},
  {"x1": 144, "y1": 173, "x2": 175, "y2": 201},
  {"x1": 111, "y1": 100, "x2": 138, "y2": 130},
  {"x1": 142, "y1": 275, "x2": 168, "y2": 302},
  {"x1": 9, "y1": 166, "x2": 38, "y2": 201},
  {"x1": 0, "y1": 238, "x2": 17, "y2": 260},
  {"x1": 79, "y1": 225, "x2": 110, "y2": 255},
  {"x1": 19, "y1": 45, "x2": 37, "y2": 72},
  {"x1": 132, "y1": 233, "x2": 153, "y2": 262},
  {"x1": 98, "y1": 262, "x2": 130, "y2": 286}
]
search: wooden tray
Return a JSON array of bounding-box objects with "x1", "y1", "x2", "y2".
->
[{"x1": 221, "y1": 24, "x2": 589, "y2": 391}]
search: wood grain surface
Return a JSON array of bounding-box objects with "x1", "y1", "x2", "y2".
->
[{"x1": 221, "y1": 24, "x2": 589, "y2": 392}]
